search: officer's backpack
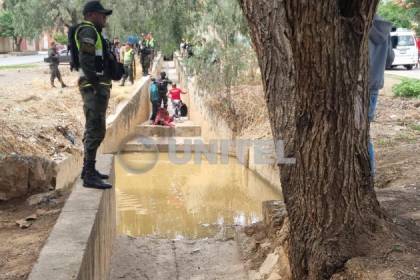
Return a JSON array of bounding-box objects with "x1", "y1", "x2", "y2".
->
[
  {"x1": 68, "y1": 24, "x2": 81, "y2": 71},
  {"x1": 67, "y1": 23, "x2": 124, "y2": 81}
]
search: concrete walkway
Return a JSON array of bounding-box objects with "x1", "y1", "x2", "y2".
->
[
  {"x1": 110, "y1": 236, "x2": 247, "y2": 280},
  {"x1": 0, "y1": 54, "x2": 47, "y2": 66},
  {"x1": 385, "y1": 67, "x2": 420, "y2": 80}
]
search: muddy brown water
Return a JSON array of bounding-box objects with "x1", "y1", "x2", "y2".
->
[{"x1": 115, "y1": 152, "x2": 282, "y2": 239}]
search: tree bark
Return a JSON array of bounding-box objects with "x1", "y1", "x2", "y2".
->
[
  {"x1": 238, "y1": 1, "x2": 386, "y2": 279},
  {"x1": 13, "y1": 37, "x2": 22, "y2": 52}
]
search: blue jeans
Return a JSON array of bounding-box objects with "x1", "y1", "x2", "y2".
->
[{"x1": 368, "y1": 89, "x2": 379, "y2": 175}]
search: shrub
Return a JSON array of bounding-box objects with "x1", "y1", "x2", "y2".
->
[
  {"x1": 53, "y1": 33, "x2": 68, "y2": 45},
  {"x1": 393, "y1": 79, "x2": 420, "y2": 98}
]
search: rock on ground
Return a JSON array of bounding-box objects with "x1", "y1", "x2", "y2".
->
[{"x1": 0, "y1": 155, "x2": 57, "y2": 201}]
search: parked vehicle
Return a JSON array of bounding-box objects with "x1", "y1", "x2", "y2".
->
[
  {"x1": 390, "y1": 28, "x2": 418, "y2": 70},
  {"x1": 58, "y1": 49, "x2": 70, "y2": 63},
  {"x1": 43, "y1": 48, "x2": 70, "y2": 64}
]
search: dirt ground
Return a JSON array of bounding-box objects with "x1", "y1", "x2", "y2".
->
[
  {"x1": 0, "y1": 62, "x2": 142, "y2": 157},
  {"x1": 0, "y1": 189, "x2": 70, "y2": 280},
  {"x1": 0, "y1": 62, "x2": 143, "y2": 280}
]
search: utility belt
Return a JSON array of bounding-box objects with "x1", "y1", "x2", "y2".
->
[{"x1": 78, "y1": 75, "x2": 112, "y2": 89}]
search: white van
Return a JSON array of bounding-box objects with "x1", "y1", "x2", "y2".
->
[{"x1": 390, "y1": 28, "x2": 418, "y2": 70}]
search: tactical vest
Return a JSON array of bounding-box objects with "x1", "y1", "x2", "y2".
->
[
  {"x1": 75, "y1": 21, "x2": 105, "y2": 78},
  {"x1": 124, "y1": 48, "x2": 133, "y2": 65},
  {"x1": 145, "y1": 38, "x2": 155, "y2": 48}
]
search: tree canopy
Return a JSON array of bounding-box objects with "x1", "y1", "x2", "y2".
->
[
  {"x1": 378, "y1": 0, "x2": 420, "y2": 33},
  {"x1": 0, "y1": 0, "x2": 46, "y2": 50}
]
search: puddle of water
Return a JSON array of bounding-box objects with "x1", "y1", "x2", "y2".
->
[{"x1": 115, "y1": 153, "x2": 282, "y2": 239}]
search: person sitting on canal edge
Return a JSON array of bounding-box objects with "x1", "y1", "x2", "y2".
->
[
  {"x1": 76, "y1": 1, "x2": 114, "y2": 189},
  {"x1": 48, "y1": 42, "x2": 67, "y2": 88}
]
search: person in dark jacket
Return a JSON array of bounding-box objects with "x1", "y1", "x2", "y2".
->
[
  {"x1": 368, "y1": 15, "x2": 394, "y2": 175},
  {"x1": 48, "y1": 42, "x2": 66, "y2": 88},
  {"x1": 156, "y1": 72, "x2": 172, "y2": 109}
]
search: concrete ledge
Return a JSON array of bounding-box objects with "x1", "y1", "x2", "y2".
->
[
  {"x1": 135, "y1": 121, "x2": 202, "y2": 137},
  {"x1": 28, "y1": 154, "x2": 116, "y2": 280},
  {"x1": 55, "y1": 152, "x2": 83, "y2": 190}
]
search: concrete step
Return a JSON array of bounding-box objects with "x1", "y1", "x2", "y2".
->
[
  {"x1": 135, "y1": 120, "x2": 201, "y2": 137},
  {"x1": 123, "y1": 136, "x2": 210, "y2": 153}
]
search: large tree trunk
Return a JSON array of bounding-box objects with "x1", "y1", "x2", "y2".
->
[
  {"x1": 13, "y1": 37, "x2": 23, "y2": 52},
  {"x1": 239, "y1": 1, "x2": 387, "y2": 279}
]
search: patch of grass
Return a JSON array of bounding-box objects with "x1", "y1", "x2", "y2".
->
[
  {"x1": 393, "y1": 79, "x2": 420, "y2": 98},
  {"x1": 0, "y1": 63, "x2": 38, "y2": 70},
  {"x1": 395, "y1": 132, "x2": 418, "y2": 144},
  {"x1": 376, "y1": 138, "x2": 396, "y2": 147},
  {"x1": 408, "y1": 123, "x2": 420, "y2": 131}
]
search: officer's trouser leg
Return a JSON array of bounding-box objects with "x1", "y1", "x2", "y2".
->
[
  {"x1": 121, "y1": 65, "x2": 130, "y2": 85},
  {"x1": 150, "y1": 100, "x2": 159, "y2": 121},
  {"x1": 50, "y1": 65, "x2": 57, "y2": 86},
  {"x1": 81, "y1": 85, "x2": 110, "y2": 162},
  {"x1": 129, "y1": 66, "x2": 134, "y2": 83},
  {"x1": 163, "y1": 94, "x2": 168, "y2": 108},
  {"x1": 55, "y1": 67, "x2": 65, "y2": 85},
  {"x1": 143, "y1": 58, "x2": 150, "y2": 75}
]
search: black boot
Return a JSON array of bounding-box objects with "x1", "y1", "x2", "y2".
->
[
  {"x1": 83, "y1": 160, "x2": 112, "y2": 190},
  {"x1": 81, "y1": 160, "x2": 109, "y2": 180}
]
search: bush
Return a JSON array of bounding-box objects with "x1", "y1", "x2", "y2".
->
[
  {"x1": 53, "y1": 33, "x2": 68, "y2": 45},
  {"x1": 393, "y1": 79, "x2": 420, "y2": 98}
]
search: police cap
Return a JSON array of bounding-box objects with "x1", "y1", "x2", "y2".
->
[{"x1": 83, "y1": 1, "x2": 113, "y2": 16}]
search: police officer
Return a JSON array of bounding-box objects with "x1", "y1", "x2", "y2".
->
[
  {"x1": 48, "y1": 42, "x2": 66, "y2": 88},
  {"x1": 120, "y1": 42, "x2": 135, "y2": 86},
  {"x1": 77, "y1": 1, "x2": 113, "y2": 189},
  {"x1": 140, "y1": 44, "x2": 151, "y2": 76}
]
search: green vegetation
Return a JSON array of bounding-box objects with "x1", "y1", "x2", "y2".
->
[
  {"x1": 378, "y1": 0, "x2": 414, "y2": 29},
  {"x1": 53, "y1": 33, "x2": 68, "y2": 45},
  {"x1": 0, "y1": 0, "x2": 46, "y2": 51},
  {"x1": 0, "y1": 63, "x2": 39, "y2": 70},
  {"x1": 409, "y1": 123, "x2": 420, "y2": 131},
  {"x1": 378, "y1": 0, "x2": 420, "y2": 33},
  {"x1": 186, "y1": 0, "x2": 256, "y2": 91},
  {"x1": 393, "y1": 79, "x2": 420, "y2": 98}
]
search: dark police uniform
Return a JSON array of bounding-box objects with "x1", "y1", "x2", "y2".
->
[
  {"x1": 76, "y1": 1, "x2": 113, "y2": 189},
  {"x1": 48, "y1": 46, "x2": 66, "y2": 87},
  {"x1": 77, "y1": 21, "x2": 112, "y2": 163}
]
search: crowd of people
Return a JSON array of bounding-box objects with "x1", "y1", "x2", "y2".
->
[
  {"x1": 149, "y1": 71, "x2": 188, "y2": 126},
  {"x1": 110, "y1": 32, "x2": 156, "y2": 86}
]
